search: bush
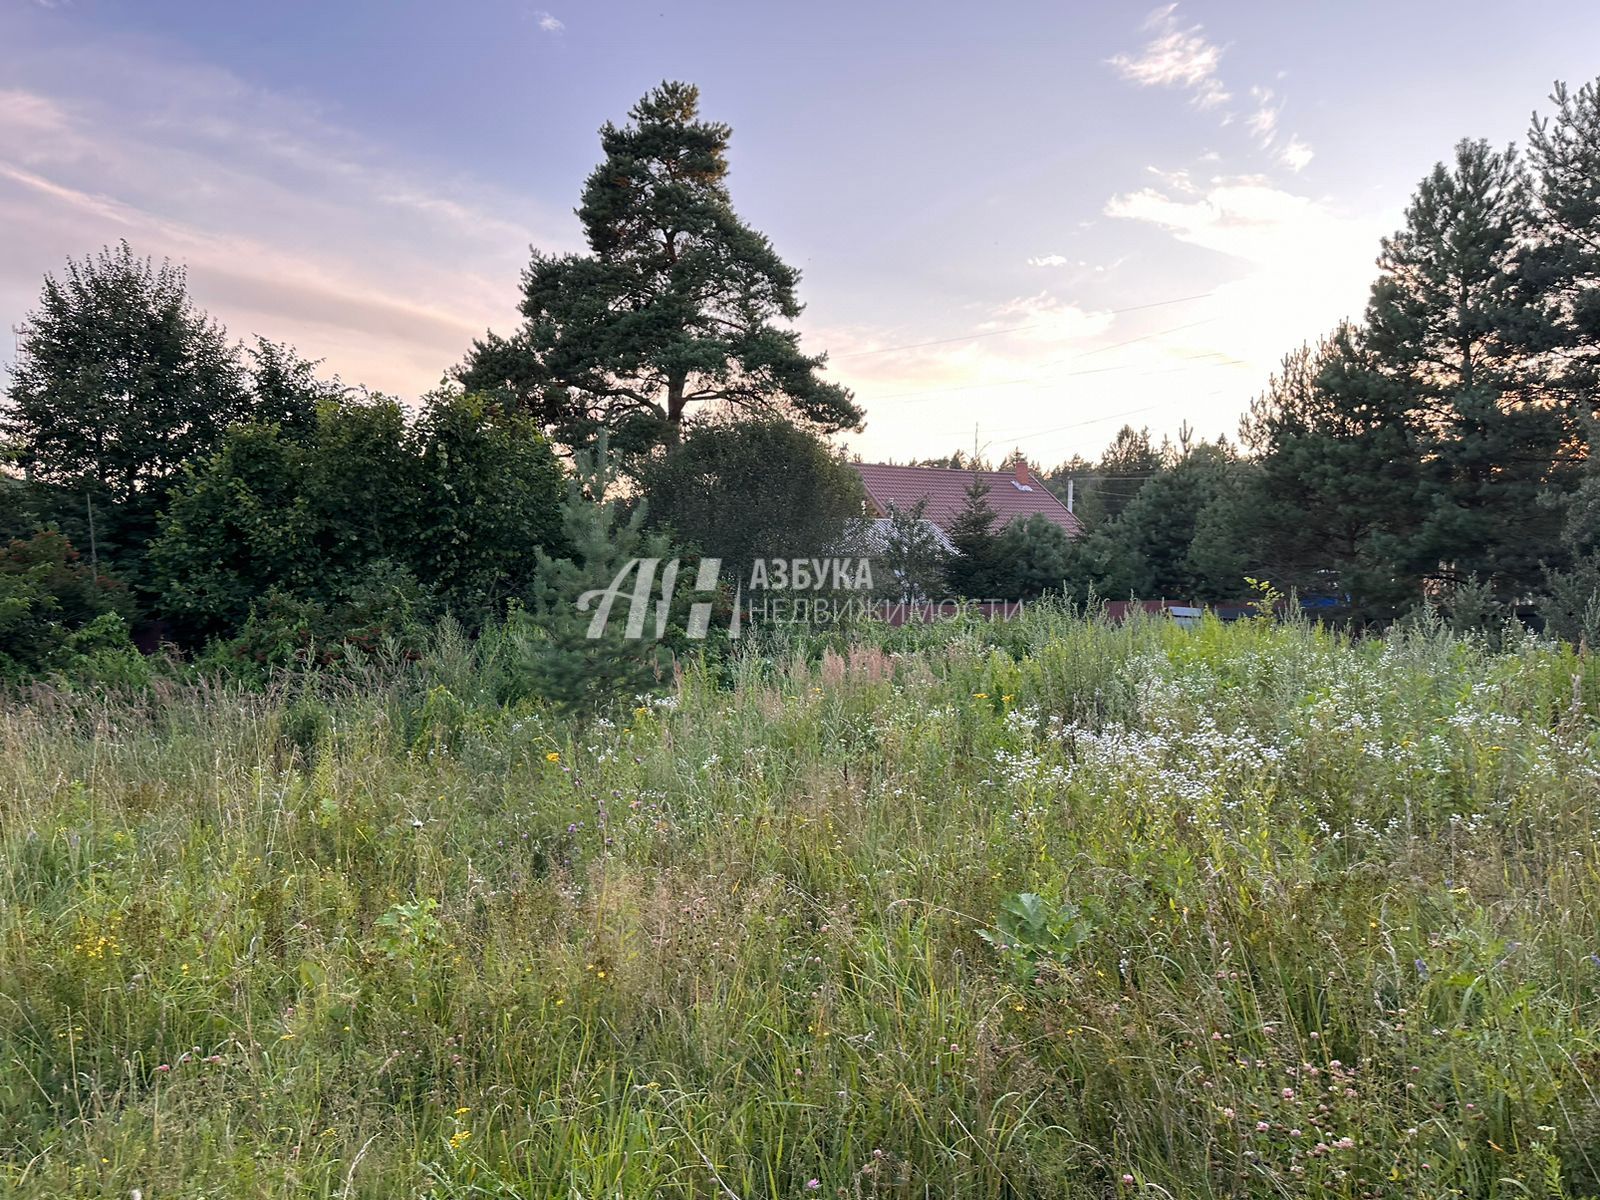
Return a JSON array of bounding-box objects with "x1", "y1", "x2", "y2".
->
[
  {"x1": 637, "y1": 416, "x2": 865, "y2": 587},
  {"x1": 0, "y1": 530, "x2": 130, "y2": 680}
]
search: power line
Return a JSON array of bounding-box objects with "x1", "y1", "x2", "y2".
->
[
  {"x1": 974, "y1": 384, "x2": 1232, "y2": 446},
  {"x1": 832, "y1": 292, "x2": 1216, "y2": 360},
  {"x1": 1033, "y1": 318, "x2": 1217, "y2": 371},
  {"x1": 976, "y1": 401, "x2": 1171, "y2": 442}
]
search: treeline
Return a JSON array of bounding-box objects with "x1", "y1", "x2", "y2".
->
[
  {"x1": 0, "y1": 83, "x2": 872, "y2": 688},
  {"x1": 939, "y1": 80, "x2": 1600, "y2": 640},
  {"x1": 4, "y1": 77, "x2": 1600, "y2": 689}
]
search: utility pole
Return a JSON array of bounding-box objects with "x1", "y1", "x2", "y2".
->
[{"x1": 85, "y1": 492, "x2": 99, "y2": 579}]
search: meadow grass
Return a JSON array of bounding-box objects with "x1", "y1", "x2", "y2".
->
[{"x1": 3, "y1": 609, "x2": 1600, "y2": 1198}]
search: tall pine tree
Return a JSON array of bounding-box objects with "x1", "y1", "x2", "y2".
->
[
  {"x1": 1364, "y1": 139, "x2": 1566, "y2": 602},
  {"x1": 1525, "y1": 77, "x2": 1600, "y2": 406},
  {"x1": 1235, "y1": 329, "x2": 1422, "y2": 615},
  {"x1": 460, "y1": 82, "x2": 860, "y2": 458}
]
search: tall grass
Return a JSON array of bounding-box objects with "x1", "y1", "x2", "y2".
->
[{"x1": 2, "y1": 609, "x2": 1599, "y2": 1197}]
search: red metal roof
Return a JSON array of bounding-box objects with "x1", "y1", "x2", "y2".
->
[{"x1": 850, "y1": 462, "x2": 1084, "y2": 539}]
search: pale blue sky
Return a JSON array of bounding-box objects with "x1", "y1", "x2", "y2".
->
[{"x1": 3, "y1": 0, "x2": 1599, "y2": 464}]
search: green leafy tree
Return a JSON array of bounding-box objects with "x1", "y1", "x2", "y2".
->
[
  {"x1": 150, "y1": 423, "x2": 314, "y2": 639},
  {"x1": 153, "y1": 393, "x2": 565, "y2": 642},
  {"x1": 637, "y1": 416, "x2": 863, "y2": 586},
  {"x1": 459, "y1": 82, "x2": 861, "y2": 457},
  {"x1": 4, "y1": 246, "x2": 250, "y2": 592},
  {"x1": 3, "y1": 243, "x2": 249, "y2": 504},
  {"x1": 152, "y1": 397, "x2": 418, "y2": 640},
  {"x1": 410, "y1": 392, "x2": 566, "y2": 623},
  {"x1": 245, "y1": 337, "x2": 341, "y2": 439},
  {"x1": 2, "y1": 246, "x2": 331, "y2": 594},
  {"x1": 298, "y1": 397, "x2": 419, "y2": 583}
]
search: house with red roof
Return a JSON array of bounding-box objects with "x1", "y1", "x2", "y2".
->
[{"x1": 850, "y1": 459, "x2": 1083, "y2": 541}]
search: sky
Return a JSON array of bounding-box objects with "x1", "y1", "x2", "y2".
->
[{"x1": 3, "y1": 0, "x2": 1599, "y2": 467}]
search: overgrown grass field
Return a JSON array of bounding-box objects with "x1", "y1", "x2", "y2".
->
[{"x1": 4, "y1": 611, "x2": 1600, "y2": 1198}]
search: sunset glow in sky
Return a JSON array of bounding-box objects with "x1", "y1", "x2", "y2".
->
[{"x1": 4, "y1": 0, "x2": 1600, "y2": 464}]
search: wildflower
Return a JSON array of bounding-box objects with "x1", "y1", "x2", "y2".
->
[
  {"x1": 545, "y1": 751, "x2": 561, "y2": 763},
  {"x1": 1256, "y1": 1121, "x2": 1270, "y2": 1132},
  {"x1": 1121, "y1": 1175, "x2": 1135, "y2": 1185},
  {"x1": 454, "y1": 1106, "x2": 471, "y2": 1116},
  {"x1": 154, "y1": 1064, "x2": 171, "y2": 1073},
  {"x1": 448, "y1": 1129, "x2": 471, "y2": 1151},
  {"x1": 1281, "y1": 1087, "x2": 1294, "y2": 1100},
  {"x1": 805, "y1": 1180, "x2": 821, "y2": 1191},
  {"x1": 972, "y1": 692, "x2": 988, "y2": 699}
]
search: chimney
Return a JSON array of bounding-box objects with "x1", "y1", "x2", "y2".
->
[{"x1": 1013, "y1": 457, "x2": 1030, "y2": 486}]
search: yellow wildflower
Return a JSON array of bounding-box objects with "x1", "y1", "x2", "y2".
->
[{"x1": 545, "y1": 751, "x2": 561, "y2": 763}]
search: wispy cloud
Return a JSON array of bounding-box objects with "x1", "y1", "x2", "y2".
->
[
  {"x1": 534, "y1": 10, "x2": 564, "y2": 33},
  {"x1": 1279, "y1": 135, "x2": 1314, "y2": 173},
  {"x1": 1108, "y1": 4, "x2": 1230, "y2": 110},
  {"x1": 1105, "y1": 172, "x2": 1377, "y2": 369},
  {"x1": 1245, "y1": 86, "x2": 1279, "y2": 144},
  {"x1": 1026, "y1": 254, "x2": 1069, "y2": 268},
  {"x1": 1109, "y1": 10, "x2": 1314, "y2": 177},
  {"x1": 0, "y1": 48, "x2": 572, "y2": 397}
]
